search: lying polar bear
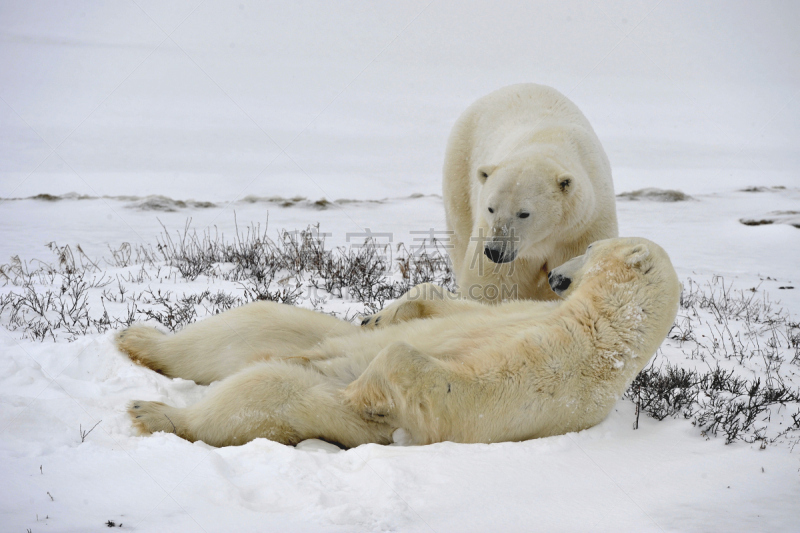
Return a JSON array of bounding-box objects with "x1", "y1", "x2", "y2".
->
[{"x1": 117, "y1": 237, "x2": 679, "y2": 448}]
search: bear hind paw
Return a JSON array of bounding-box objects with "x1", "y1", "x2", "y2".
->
[{"x1": 128, "y1": 400, "x2": 185, "y2": 437}]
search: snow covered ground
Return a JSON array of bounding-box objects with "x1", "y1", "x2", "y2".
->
[{"x1": 1, "y1": 1, "x2": 799, "y2": 532}]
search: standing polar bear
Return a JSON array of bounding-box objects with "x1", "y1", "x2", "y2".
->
[
  {"x1": 361, "y1": 84, "x2": 618, "y2": 328},
  {"x1": 445, "y1": 83, "x2": 617, "y2": 302},
  {"x1": 117, "y1": 237, "x2": 679, "y2": 448}
]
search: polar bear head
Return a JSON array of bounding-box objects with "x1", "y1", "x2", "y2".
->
[
  {"x1": 547, "y1": 237, "x2": 681, "y2": 353},
  {"x1": 476, "y1": 147, "x2": 596, "y2": 264},
  {"x1": 547, "y1": 237, "x2": 671, "y2": 296}
]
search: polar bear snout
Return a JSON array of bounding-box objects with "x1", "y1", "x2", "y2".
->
[
  {"x1": 484, "y1": 242, "x2": 517, "y2": 264},
  {"x1": 548, "y1": 271, "x2": 571, "y2": 295}
]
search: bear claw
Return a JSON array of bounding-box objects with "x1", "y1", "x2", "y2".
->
[{"x1": 361, "y1": 313, "x2": 388, "y2": 329}]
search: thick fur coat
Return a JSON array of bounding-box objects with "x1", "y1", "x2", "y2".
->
[
  {"x1": 443, "y1": 83, "x2": 618, "y2": 302},
  {"x1": 117, "y1": 237, "x2": 679, "y2": 448}
]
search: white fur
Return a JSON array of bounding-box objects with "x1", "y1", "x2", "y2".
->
[
  {"x1": 118, "y1": 237, "x2": 679, "y2": 448},
  {"x1": 443, "y1": 83, "x2": 618, "y2": 302}
]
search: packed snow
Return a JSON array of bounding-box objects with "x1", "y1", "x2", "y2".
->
[{"x1": 1, "y1": 1, "x2": 799, "y2": 532}]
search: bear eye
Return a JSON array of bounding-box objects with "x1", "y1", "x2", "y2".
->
[
  {"x1": 559, "y1": 178, "x2": 571, "y2": 192},
  {"x1": 518, "y1": 212, "x2": 530, "y2": 219},
  {"x1": 488, "y1": 207, "x2": 494, "y2": 214}
]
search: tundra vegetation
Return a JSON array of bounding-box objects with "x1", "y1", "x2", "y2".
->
[{"x1": 1, "y1": 221, "x2": 798, "y2": 447}]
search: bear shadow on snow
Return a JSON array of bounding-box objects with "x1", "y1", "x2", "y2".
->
[{"x1": 117, "y1": 237, "x2": 680, "y2": 448}]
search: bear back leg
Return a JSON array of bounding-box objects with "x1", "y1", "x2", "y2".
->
[{"x1": 130, "y1": 360, "x2": 395, "y2": 448}]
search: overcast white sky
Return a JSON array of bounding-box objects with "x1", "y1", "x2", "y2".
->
[{"x1": 1, "y1": 1, "x2": 798, "y2": 201}]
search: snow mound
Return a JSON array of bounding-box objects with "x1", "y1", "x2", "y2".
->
[
  {"x1": 129, "y1": 196, "x2": 218, "y2": 212},
  {"x1": 740, "y1": 211, "x2": 800, "y2": 229},
  {"x1": 617, "y1": 188, "x2": 694, "y2": 202},
  {"x1": 739, "y1": 186, "x2": 788, "y2": 193}
]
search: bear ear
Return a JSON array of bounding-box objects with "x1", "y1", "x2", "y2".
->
[
  {"x1": 557, "y1": 174, "x2": 573, "y2": 193},
  {"x1": 477, "y1": 165, "x2": 497, "y2": 183},
  {"x1": 626, "y1": 244, "x2": 650, "y2": 268}
]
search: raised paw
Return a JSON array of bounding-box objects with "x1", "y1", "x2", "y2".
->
[{"x1": 128, "y1": 400, "x2": 185, "y2": 437}]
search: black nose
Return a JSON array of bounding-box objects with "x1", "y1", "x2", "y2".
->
[
  {"x1": 484, "y1": 247, "x2": 503, "y2": 263},
  {"x1": 549, "y1": 273, "x2": 571, "y2": 293}
]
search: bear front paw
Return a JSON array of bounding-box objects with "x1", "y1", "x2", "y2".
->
[
  {"x1": 344, "y1": 378, "x2": 395, "y2": 423},
  {"x1": 361, "y1": 299, "x2": 425, "y2": 329},
  {"x1": 360, "y1": 312, "x2": 387, "y2": 329}
]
